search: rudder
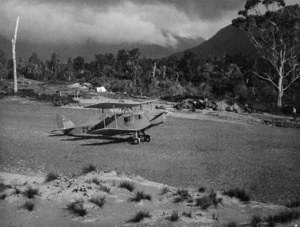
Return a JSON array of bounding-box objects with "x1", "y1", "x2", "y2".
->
[{"x1": 56, "y1": 114, "x2": 74, "y2": 129}]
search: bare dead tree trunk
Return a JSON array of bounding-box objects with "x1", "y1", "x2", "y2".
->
[
  {"x1": 162, "y1": 66, "x2": 166, "y2": 79},
  {"x1": 152, "y1": 62, "x2": 156, "y2": 78},
  {"x1": 12, "y1": 16, "x2": 20, "y2": 94}
]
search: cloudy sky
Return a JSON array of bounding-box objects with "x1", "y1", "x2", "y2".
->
[{"x1": 0, "y1": 0, "x2": 299, "y2": 48}]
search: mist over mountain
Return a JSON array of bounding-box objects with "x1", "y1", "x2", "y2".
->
[
  {"x1": 173, "y1": 25, "x2": 257, "y2": 59},
  {"x1": 0, "y1": 35, "x2": 205, "y2": 62}
]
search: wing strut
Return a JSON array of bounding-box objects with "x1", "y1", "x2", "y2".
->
[{"x1": 113, "y1": 105, "x2": 118, "y2": 129}]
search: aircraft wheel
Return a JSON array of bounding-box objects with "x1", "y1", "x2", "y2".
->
[
  {"x1": 144, "y1": 135, "x2": 151, "y2": 142},
  {"x1": 132, "y1": 137, "x2": 140, "y2": 145}
]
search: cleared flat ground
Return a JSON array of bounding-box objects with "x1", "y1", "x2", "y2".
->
[{"x1": 0, "y1": 98, "x2": 299, "y2": 205}]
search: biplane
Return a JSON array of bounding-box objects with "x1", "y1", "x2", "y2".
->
[{"x1": 51, "y1": 101, "x2": 168, "y2": 145}]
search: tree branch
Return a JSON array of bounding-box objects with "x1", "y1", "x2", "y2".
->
[{"x1": 253, "y1": 71, "x2": 279, "y2": 89}]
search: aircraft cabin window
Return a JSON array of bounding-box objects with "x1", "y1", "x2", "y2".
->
[
  {"x1": 134, "y1": 115, "x2": 142, "y2": 120},
  {"x1": 124, "y1": 116, "x2": 132, "y2": 123}
]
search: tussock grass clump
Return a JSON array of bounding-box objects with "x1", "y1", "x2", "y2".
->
[
  {"x1": 209, "y1": 190, "x2": 223, "y2": 206},
  {"x1": 195, "y1": 191, "x2": 222, "y2": 210},
  {"x1": 174, "y1": 188, "x2": 191, "y2": 203},
  {"x1": 159, "y1": 187, "x2": 170, "y2": 195},
  {"x1": 286, "y1": 199, "x2": 300, "y2": 208},
  {"x1": 99, "y1": 184, "x2": 111, "y2": 194},
  {"x1": 14, "y1": 187, "x2": 21, "y2": 195},
  {"x1": 89, "y1": 195, "x2": 106, "y2": 208},
  {"x1": 45, "y1": 172, "x2": 59, "y2": 182},
  {"x1": 169, "y1": 210, "x2": 179, "y2": 222},
  {"x1": 266, "y1": 209, "x2": 300, "y2": 225},
  {"x1": 0, "y1": 183, "x2": 6, "y2": 192},
  {"x1": 81, "y1": 164, "x2": 96, "y2": 174},
  {"x1": 224, "y1": 221, "x2": 239, "y2": 227},
  {"x1": 195, "y1": 196, "x2": 212, "y2": 210},
  {"x1": 22, "y1": 200, "x2": 35, "y2": 211},
  {"x1": 22, "y1": 187, "x2": 39, "y2": 199},
  {"x1": 0, "y1": 193, "x2": 7, "y2": 200},
  {"x1": 182, "y1": 211, "x2": 192, "y2": 218},
  {"x1": 222, "y1": 188, "x2": 250, "y2": 203},
  {"x1": 119, "y1": 181, "x2": 135, "y2": 192},
  {"x1": 130, "y1": 191, "x2": 152, "y2": 202},
  {"x1": 198, "y1": 186, "x2": 206, "y2": 193},
  {"x1": 127, "y1": 210, "x2": 151, "y2": 223},
  {"x1": 92, "y1": 177, "x2": 101, "y2": 185},
  {"x1": 66, "y1": 199, "x2": 87, "y2": 217}
]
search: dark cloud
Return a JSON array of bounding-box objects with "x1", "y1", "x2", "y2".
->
[
  {"x1": 0, "y1": 0, "x2": 297, "y2": 46},
  {"x1": 14, "y1": 0, "x2": 246, "y2": 20}
]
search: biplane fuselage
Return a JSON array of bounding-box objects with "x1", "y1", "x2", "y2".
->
[{"x1": 52, "y1": 101, "x2": 167, "y2": 144}]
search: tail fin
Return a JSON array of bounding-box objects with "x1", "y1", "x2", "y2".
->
[{"x1": 56, "y1": 114, "x2": 75, "y2": 129}]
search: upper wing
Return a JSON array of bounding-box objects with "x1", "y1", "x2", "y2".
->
[{"x1": 85, "y1": 100, "x2": 157, "y2": 109}]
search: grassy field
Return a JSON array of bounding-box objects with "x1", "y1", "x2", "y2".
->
[{"x1": 0, "y1": 97, "x2": 299, "y2": 205}]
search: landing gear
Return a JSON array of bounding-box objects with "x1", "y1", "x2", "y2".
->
[
  {"x1": 144, "y1": 135, "x2": 151, "y2": 142},
  {"x1": 132, "y1": 137, "x2": 141, "y2": 145},
  {"x1": 130, "y1": 132, "x2": 151, "y2": 145}
]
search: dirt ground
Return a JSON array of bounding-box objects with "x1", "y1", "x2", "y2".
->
[{"x1": 0, "y1": 96, "x2": 299, "y2": 204}]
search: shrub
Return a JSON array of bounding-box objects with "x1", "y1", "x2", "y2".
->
[
  {"x1": 159, "y1": 187, "x2": 170, "y2": 195},
  {"x1": 209, "y1": 190, "x2": 223, "y2": 206},
  {"x1": 45, "y1": 172, "x2": 59, "y2": 182},
  {"x1": 89, "y1": 196, "x2": 106, "y2": 208},
  {"x1": 119, "y1": 181, "x2": 135, "y2": 192},
  {"x1": 250, "y1": 215, "x2": 263, "y2": 227},
  {"x1": 174, "y1": 188, "x2": 191, "y2": 203},
  {"x1": 66, "y1": 199, "x2": 87, "y2": 217},
  {"x1": 81, "y1": 164, "x2": 96, "y2": 174},
  {"x1": 130, "y1": 191, "x2": 152, "y2": 202},
  {"x1": 0, "y1": 193, "x2": 6, "y2": 200},
  {"x1": 198, "y1": 186, "x2": 206, "y2": 193},
  {"x1": 195, "y1": 196, "x2": 212, "y2": 210},
  {"x1": 99, "y1": 184, "x2": 111, "y2": 194},
  {"x1": 92, "y1": 177, "x2": 101, "y2": 185},
  {"x1": 266, "y1": 209, "x2": 300, "y2": 224},
  {"x1": 222, "y1": 188, "x2": 250, "y2": 203},
  {"x1": 169, "y1": 210, "x2": 179, "y2": 222},
  {"x1": 182, "y1": 211, "x2": 192, "y2": 218},
  {"x1": 286, "y1": 199, "x2": 300, "y2": 208},
  {"x1": 14, "y1": 187, "x2": 21, "y2": 194},
  {"x1": 127, "y1": 211, "x2": 151, "y2": 223},
  {"x1": 23, "y1": 187, "x2": 39, "y2": 199},
  {"x1": 22, "y1": 200, "x2": 35, "y2": 211}
]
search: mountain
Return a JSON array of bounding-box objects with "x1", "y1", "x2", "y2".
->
[
  {"x1": 0, "y1": 35, "x2": 205, "y2": 62},
  {"x1": 173, "y1": 25, "x2": 257, "y2": 59}
]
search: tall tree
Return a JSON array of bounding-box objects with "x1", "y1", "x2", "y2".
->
[
  {"x1": 73, "y1": 56, "x2": 85, "y2": 72},
  {"x1": 26, "y1": 52, "x2": 43, "y2": 80},
  {"x1": 233, "y1": 0, "x2": 300, "y2": 107},
  {"x1": 47, "y1": 53, "x2": 60, "y2": 81}
]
